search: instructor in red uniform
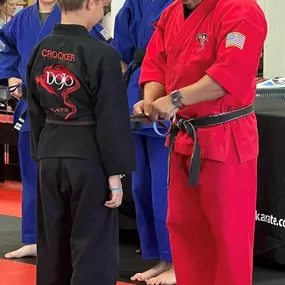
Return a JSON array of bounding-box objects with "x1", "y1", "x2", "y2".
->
[{"x1": 134, "y1": 0, "x2": 267, "y2": 285}]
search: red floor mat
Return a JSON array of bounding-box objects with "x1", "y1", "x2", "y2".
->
[
  {"x1": 0, "y1": 182, "x2": 22, "y2": 217},
  {"x1": 0, "y1": 259, "x2": 35, "y2": 285},
  {"x1": 0, "y1": 115, "x2": 13, "y2": 123},
  {"x1": 0, "y1": 259, "x2": 132, "y2": 285}
]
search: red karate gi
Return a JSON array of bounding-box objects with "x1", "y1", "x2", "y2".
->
[{"x1": 140, "y1": 0, "x2": 267, "y2": 284}]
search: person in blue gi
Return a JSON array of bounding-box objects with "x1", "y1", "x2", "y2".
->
[
  {"x1": 0, "y1": 0, "x2": 112, "y2": 259},
  {"x1": 112, "y1": 0, "x2": 176, "y2": 284}
]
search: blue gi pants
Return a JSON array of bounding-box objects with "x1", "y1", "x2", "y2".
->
[
  {"x1": 18, "y1": 131, "x2": 37, "y2": 244},
  {"x1": 132, "y1": 133, "x2": 172, "y2": 262}
]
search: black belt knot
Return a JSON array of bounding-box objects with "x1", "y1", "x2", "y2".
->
[
  {"x1": 167, "y1": 104, "x2": 255, "y2": 187},
  {"x1": 176, "y1": 118, "x2": 195, "y2": 133}
]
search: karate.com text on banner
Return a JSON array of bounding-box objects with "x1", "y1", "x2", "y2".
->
[{"x1": 256, "y1": 210, "x2": 285, "y2": 228}]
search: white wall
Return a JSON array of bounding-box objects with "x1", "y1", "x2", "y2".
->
[
  {"x1": 102, "y1": 0, "x2": 126, "y2": 36},
  {"x1": 102, "y1": 13, "x2": 113, "y2": 36},
  {"x1": 257, "y1": 0, "x2": 285, "y2": 77},
  {"x1": 257, "y1": 0, "x2": 265, "y2": 10}
]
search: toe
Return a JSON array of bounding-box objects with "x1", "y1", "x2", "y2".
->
[
  {"x1": 145, "y1": 278, "x2": 152, "y2": 285},
  {"x1": 5, "y1": 250, "x2": 20, "y2": 259},
  {"x1": 131, "y1": 274, "x2": 140, "y2": 281},
  {"x1": 4, "y1": 253, "x2": 12, "y2": 259},
  {"x1": 155, "y1": 278, "x2": 163, "y2": 285},
  {"x1": 146, "y1": 277, "x2": 156, "y2": 285}
]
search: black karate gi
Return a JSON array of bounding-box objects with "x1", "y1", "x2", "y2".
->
[{"x1": 26, "y1": 24, "x2": 136, "y2": 285}]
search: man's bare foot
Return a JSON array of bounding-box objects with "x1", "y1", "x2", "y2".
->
[
  {"x1": 146, "y1": 267, "x2": 176, "y2": 285},
  {"x1": 4, "y1": 244, "x2": 37, "y2": 259},
  {"x1": 131, "y1": 261, "x2": 171, "y2": 282}
]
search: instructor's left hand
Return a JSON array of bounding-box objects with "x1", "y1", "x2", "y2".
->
[{"x1": 148, "y1": 96, "x2": 179, "y2": 121}]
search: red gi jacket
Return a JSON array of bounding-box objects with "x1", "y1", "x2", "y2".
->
[{"x1": 140, "y1": 0, "x2": 267, "y2": 163}]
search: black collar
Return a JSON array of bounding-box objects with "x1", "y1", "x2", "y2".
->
[{"x1": 53, "y1": 24, "x2": 89, "y2": 37}]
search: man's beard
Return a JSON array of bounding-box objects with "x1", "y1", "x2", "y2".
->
[{"x1": 183, "y1": 0, "x2": 202, "y2": 9}]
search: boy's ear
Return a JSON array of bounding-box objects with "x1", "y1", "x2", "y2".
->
[{"x1": 86, "y1": 0, "x2": 94, "y2": 10}]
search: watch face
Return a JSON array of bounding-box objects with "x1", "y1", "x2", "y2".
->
[{"x1": 171, "y1": 91, "x2": 183, "y2": 107}]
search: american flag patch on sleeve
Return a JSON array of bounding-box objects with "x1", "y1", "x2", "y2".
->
[
  {"x1": 100, "y1": 28, "x2": 111, "y2": 41},
  {"x1": 225, "y1": 32, "x2": 246, "y2": 50}
]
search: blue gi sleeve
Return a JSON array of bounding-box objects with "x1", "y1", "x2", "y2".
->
[
  {"x1": 140, "y1": 10, "x2": 167, "y2": 87},
  {"x1": 0, "y1": 17, "x2": 21, "y2": 81},
  {"x1": 112, "y1": 0, "x2": 137, "y2": 64}
]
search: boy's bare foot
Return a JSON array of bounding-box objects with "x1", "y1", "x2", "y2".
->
[
  {"x1": 131, "y1": 261, "x2": 171, "y2": 282},
  {"x1": 146, "y1": 266, "x2": 176, "y2": 285},
  {"x1": 5, "y1": 244, "x2": 37, "y2": 259}
]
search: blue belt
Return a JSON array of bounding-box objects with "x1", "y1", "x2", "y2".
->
[{"x1": 130, "y1": 114, "x2": 172, "y2": 137}]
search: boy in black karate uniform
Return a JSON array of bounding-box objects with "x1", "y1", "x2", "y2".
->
[{"x1": 26, "y1": 0, "x2": 136, "y2": 284}]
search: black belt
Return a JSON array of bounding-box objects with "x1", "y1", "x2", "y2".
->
[
  {"x1": 123, "y1": 49, "x2": 146, "y2": 86},
  {"x1": 168, "y1": 104, "x2": 255, "y2": 187},
  {"x1": 13, "y1": 87, "x2": 27, "y2": 131},
  {"x1": 45, "y1": 119, "x2": 95, "y2": 125},
  {"x1": 14, "y1": 109, "x2": 27, "y2": 131},
  {"x1": 133, "y1": 49, "x2": 146, "y2": 65},
  {"x1": 15, "y1": 115, "x2": 95, "y2": 130}
]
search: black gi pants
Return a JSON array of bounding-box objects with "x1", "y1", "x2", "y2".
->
[{"x1": 37, "y1": 158, "x2": 118, "y2": 285}]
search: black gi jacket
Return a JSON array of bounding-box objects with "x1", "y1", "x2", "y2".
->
[{"x1": 26, "y1": 24, "x2": 136, "y2": 176}]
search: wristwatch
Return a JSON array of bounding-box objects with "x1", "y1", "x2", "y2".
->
[{"x1": 170, "y1": 90, "x2": 184, "y2": 109}]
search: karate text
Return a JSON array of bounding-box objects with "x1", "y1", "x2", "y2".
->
[{"x1": 255, "y1": 210, "x2": 285, "y2": 228}]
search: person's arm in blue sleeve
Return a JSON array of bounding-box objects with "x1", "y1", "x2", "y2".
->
[
  {"x1": 112, "y1": 0, "x2": 137, "y2": 70},
  {"x1": 0, "y1": 17, "x2": 21, "y2": 82},
  {"x1": 0, "y1": 17, "x2": 22, "y2": 95}
]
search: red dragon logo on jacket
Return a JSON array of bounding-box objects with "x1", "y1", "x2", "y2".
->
[{"x1": 35, "y1": 65, "x2": 80, "y2": 120}]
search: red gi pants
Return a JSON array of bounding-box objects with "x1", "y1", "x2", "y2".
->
[{"x1": 167, "y1": 136, "x2": 257, "y2": 285}]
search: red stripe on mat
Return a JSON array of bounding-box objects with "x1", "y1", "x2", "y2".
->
[
  {"x1": 0, "y1": 182, "x2": 22, "y2": 217},
  {"x1": 0, "y1": 115, "x2": 13, "y2": 123},
  {"x1": 0, "y1": 259, "x2": 132, "y2": 285}
]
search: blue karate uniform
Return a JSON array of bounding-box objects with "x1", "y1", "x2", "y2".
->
[
  {"x1": 0, "y1": 3, "x2": 112, "y2": 245},
  {"x1": 113, "y1": 0, "x2": 173, "y2": 262}
]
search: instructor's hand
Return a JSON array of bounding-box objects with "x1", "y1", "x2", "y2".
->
[
  {"x1": 105, "y1": 175, "x2": 123, "y2": 208},
  {"x1": 149, "y1": 96, "x2": 179, "y2": 121},
  {"x1": 133, "y1": 100, "x2": 153, "y2": 115}
]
